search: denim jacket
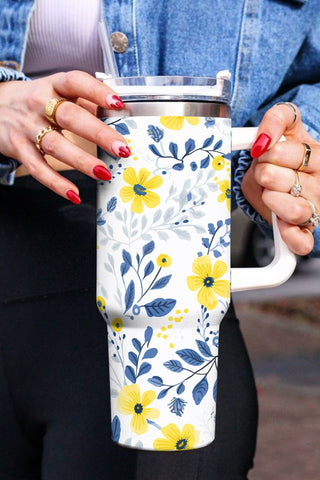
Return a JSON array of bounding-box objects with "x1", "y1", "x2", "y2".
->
[{"x1": 1, "y1": 0, "x2": 320, "y2": 254}]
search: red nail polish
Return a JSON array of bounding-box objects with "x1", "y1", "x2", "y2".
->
[
  {"x1": 93, "y1": 165, "x2": 112, "y2": 181},
  {"x1": 251, "y1": 133, "x2": 272, "y2": 158},
  {"x1": 106, "y1": 94, "x2": 124, "y2": 109},
  {"x1": 66, "y1": 190, "x2": 81, "y2": 205},
  {"x1": 118, "y1": 146, "x2": 131, "y2": 158}
]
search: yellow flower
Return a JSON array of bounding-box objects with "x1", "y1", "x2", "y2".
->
[
  {"x1": 217, "y1": 180, "x2": 231, "y2": 211},
  {"x1": 96, "y1": 296, "x2": 106, "y2": 312},
  {"x1": 119, "y1": 167, "x2": 163, "y2": 214},
  {"x1": 117, "y1": 384, "x2": 160, "y2": 435},
  {"x1": 186, "y1": 256, "x2": 230, "y2": 310},
  {"x1": 212, "y1": 155, "x2": 225, "y2": 171},
  {"x1": 160, "y1": 116, "x2": 199, "y2": 130},
  {"x1": 111, "y1": 317, "x2": 123, "y2": 332},
  {"x1": 156, "y1": 254, "x2": 172, "y2": 268},
  {"x1": 153, "y1": 423, "x2": 200, "y2": 451}
]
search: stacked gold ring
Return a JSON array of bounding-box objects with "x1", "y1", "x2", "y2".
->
[
  {"x1": 45, "y1": 97, "x2": 67, "y2": 125},
  {"x1": 298, "y1": 143, "x2": 311, "y2": 171},
  {"x1": 35, "y1": 125, "x2": 59, "y2": 155}
]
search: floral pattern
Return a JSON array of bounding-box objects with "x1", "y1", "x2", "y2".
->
[
  {"x1": 119, "y1": 167, "x2": 163, "y2": 213},
  {"x1": 160, "y1": 116, "x2": 199, "y2": 130},
  {"x1": 153, "y1": 423, "x2": 200, "y2": 450},
  {"x1": 97, "y1": 116, "x2": 231, "y2": 450},
  {"x1": 117, "y1": 384, "x2": 160, "y2": 435},
  {"x1": 187, "y1": 257, "x2": 230, "y2": 310}
]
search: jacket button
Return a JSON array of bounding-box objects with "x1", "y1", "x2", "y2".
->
[
  {"x1": 0, "y1": 60, "x2": 20, "y2": 71},
  {"x1": 110, "y1": 32, "x2": 129, "y2": 53}
]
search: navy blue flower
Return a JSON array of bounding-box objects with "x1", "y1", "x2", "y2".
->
[
  {"x1": 168, "y1": 397, "x2": 187, "y2": 417},
  {"x1": 147, "y1": 125, "x2": 164, "y2": 142}
]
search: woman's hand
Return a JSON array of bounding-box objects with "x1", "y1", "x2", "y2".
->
[
  {"x1": 0, "y1": 70, "x2": 130, "y2": 203},
  {"x1": 241, "y1": 102, "x2": 320, "y2": 256}
]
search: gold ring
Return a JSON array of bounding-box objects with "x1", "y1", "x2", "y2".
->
[
  {"x1": 298, "y1": 143, "x2": 311, "y2": 171},
  {"x1": 45, "y1": 97, "x2": 67, "y2": 125},
  {"x1": 35, "y1": 125, "x2": 59, "y2": 155},
  {"x1": 275, "y1": 102, "x2": 297, "y2": 126},
  {"x1": 301, "y1": 199, "x2": 320, "y2": 228},
  {"x1": 290, "y1": 170, "x2": 302, "y2": 197}
]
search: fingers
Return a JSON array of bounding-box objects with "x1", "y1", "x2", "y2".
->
[
  {"x1": 255, "y1": 139, "x2": 320, "y2": 173},
  {"x1": 15, "y1": 140, "x2": 82, "y2": 203},
  {"x1": 37, "y1": 128, "x2": 113, "y2": 181},
  {"x1": 277, "y1": 219, "x2": 314, "y2": 256},
  {"x1": 262, "y1": 189, "x2": 317, "y2": 231},
  {"x1": 51, "y1": 71, "x2": 123, "y2": 110},
  {"x1": 250, "y1": 102, "x2": 314, "y2": 159},
  {"x1": 52, "y1": 100, "x2": 130, "y2": 157}
]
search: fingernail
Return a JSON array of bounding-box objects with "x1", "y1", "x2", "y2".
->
[
  {"x1": 106, "y1": 94, "x2": 124, "y2": 109},
  {"x1": 66, "y1": 190, "x2": 81, "y2": 205},
  {"x1": 251, "y1": 133, "x2": 272, "y2": 158},
  {"x1": 93, "y1": 165, "x2": 112, "y2": 181},
  {"x1": 112, "y1": 140, "x2": 131, "y2": 158}
]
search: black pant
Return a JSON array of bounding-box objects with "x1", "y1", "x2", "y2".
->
[{"x1": 0, "y1": 174, "x2": 258, "y2": 479}]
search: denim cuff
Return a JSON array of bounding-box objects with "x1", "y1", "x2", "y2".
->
[
  {"x1": 233, "y1": 150, "x2": 273, "y2": 237},
  {"x1": 0, "y1": 66, "x2": 29, "y2": 82},
  {"x1": 0, "y1": 68, "x2": 28, "y2": 185}
]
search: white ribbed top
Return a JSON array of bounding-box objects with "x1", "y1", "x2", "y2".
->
[{"x1": 23, "y1": 0, "x2": 104, "y2": 78}]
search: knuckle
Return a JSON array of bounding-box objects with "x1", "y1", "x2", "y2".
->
[
  {"x1": 290, "y1": 202, "x2": 305, "y2": 223},
  {"x1": 265, "y1": 108, "x2": 286, "y2": 126},
  {"x1": 61, "y1": 70, "x2": 80, "y2": 89},
  {"x1": 26, "y1": 158, "x2": 41, "y2": 177},
  {"x1": 257, "y1": 164, "x2": 277, "y2": 187},
  {"x1": 41, "y1": 131, "x2": 60, "y2": 155}
]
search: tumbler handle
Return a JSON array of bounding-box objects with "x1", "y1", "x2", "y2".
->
[{"x1": 230, "y1": 127, "x2": 297, "y2": 292}]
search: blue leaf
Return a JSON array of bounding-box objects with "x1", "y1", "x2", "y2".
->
[
  {"x1": 169, "y1": 142, "x2": 178, "y2": 158},
  {"x1": 125, "y1": 365, "x2": 136, "y2": 383},
  {"x1": 202, "y1": 237, "x2": 210, "y2": 249},
  {"x1": 148, "y1": 376, "x2": 164, "y2": 387},
  {"x1": 148, "y1": 125, "x2": 164, "y2": 142},
  {"x1": 97, "y1": 218, "x2": 106, "y2": 226},
  {"x1": 144, "y1": 260, "x2": 154, "y2": 278},
  {"x1": 208, "y1": 223, "x2": 216, "y2": 235},
  {"x1": 200, "y1": 155, "x2": 210, "y2": 169},
  {"x1": 213, "y1": 250, "x2": 222, "y2": 258},
  {"x1": 151, "y1": 275, "x2": 171, "y2": 290},
  {"x1": 132, "y1": 338, "x2": 142, "y2": 352},
  {"x1": 149, "y1": 144, "x2": 164, "y2": 157},
  {"x1": 190, "y1": 162, "x2": 198, "y2": 171},
  {"x1": 187, "y1": 192, "x2": 192, "y2": 201},
  {"x1": 217, "y1": 220, "x2": 223, "y2": 228},
  {"x1": 115, "y1": 122, "x2": 130, "y2": 135},
  {"x1": 144, "y1": 326, "x2": 153, "y2": 345},
  {"x1": 176, "y1": 349, "x2": 204, "y2": 366},
  {"x1": 213, "y1": 139, "x2": 223, "y2": 150},
  {"x1": 122, "y1": 250, "x2": 132, "y2": 265},
  {"x1": 202, "y1": 135, "x2": 214, "y2": 148},
  {"x1": 213, "y1": 379, "x2": 217, "y2": 402},
  {"x1": 205, "y1": 118, "x2": 215, "y2": 128},
  {"x1": 196, "y1": 340, "x2": 212, "y2": 358},
  {"x1": 164, "y1": 359, "x2": 183, "y2": 372},
  {"x1": 128, "y1": 351, "x2": 138, "y2": 366},
  {"x1": 136, "y1": 253, "x2": 140, "y2": 265},
  {"x1": 172, "y1": 163, "x2": 184, "y2": 171},
  {"x1": 185, "y1": 138, "x2": 196, "y2": 154},
  {"x1": 143, "y1": 241, "x2": 155, "y2": 256},
  {"x1": 143, "y1": 298, "x2": 176, "y2": 317},
  {"x1": 158, "y1": 387, "x2": 171, "y2": 399},
  {"x1": 120, "y1": 262, "x2": 130, "y2": 277},
  {"x1": 177, "y1": 383, "x2": 185, "y2": 395},
  {"x1": 107, "y1": 196, "x2": 117, "y2": 212},
  {"x1": 192, "y1": 377, "x2": 209, "y2": 405},
  {"x1": 111, "y1": 416, "x2": 121, "y2": 442},
  {"x1": 138, "y1": 362, "x2": 152, "y2": 377},
  {"x1": 124, "y1": 280, "x2": 135, "y2": 313},
  {"x1": 143, "y1": 348, "x2": 158, "y2": 359}
]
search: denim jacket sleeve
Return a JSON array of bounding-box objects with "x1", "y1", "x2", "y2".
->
[
  {"x1": 0, "y1": 67, "x2": 29, "y2": 185},
  {"x1": 233, "y1": 19, "x2": 320, "y2": 257}
]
